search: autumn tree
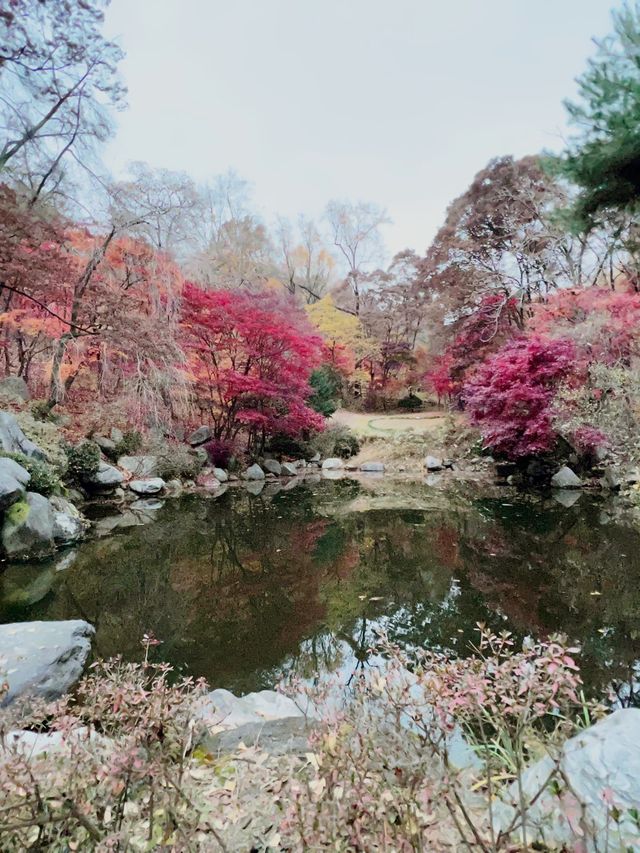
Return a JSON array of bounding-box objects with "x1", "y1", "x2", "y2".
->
[
  {"x1": 276, "y1": 215, "x2": 335, "y2": 303},
  {"x1": 0, "y1": 0, "x2": 125, "y2": 203},
  {"x1": 180, "y1": 284, "x2": 324, "y2": 451}
]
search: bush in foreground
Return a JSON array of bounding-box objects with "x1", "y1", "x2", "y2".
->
[{"x1": 0, "y1": 629, "x2": 621, "y2": 851}]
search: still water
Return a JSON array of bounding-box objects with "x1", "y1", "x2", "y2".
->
[{"x1": 1, "y1": 478, "x2": 638, "y2": 700}]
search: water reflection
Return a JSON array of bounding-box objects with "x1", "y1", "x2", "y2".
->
[{"x1": 0, "y1": 480, "x2": 638, "y2": 699}]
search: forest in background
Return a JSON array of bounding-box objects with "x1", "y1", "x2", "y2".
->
[{"x1": 3, "y1": 0, "x2": 640, "y2": 465}]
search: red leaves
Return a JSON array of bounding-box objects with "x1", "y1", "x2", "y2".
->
[
  {"x1": 464, "y1": 335, "x2": 576, "y2": 458},
  {"x1": 180, "y1": 282, "x2": 324, "y2": 444}
]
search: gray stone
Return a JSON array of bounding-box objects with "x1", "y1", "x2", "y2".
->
[
  {"x1": 117, "y1": 455, "x2": 158, "y2": 478},
  {"x1": 212, "y1": 467, "x2": 228, "y2": 482},
  {"x1": 0, "y1": 376, "x2": 30, "y2": 401},
  {"x1": 625, "y1": 468, "x2": 640, "y2": 485},
  {"x1": 244, "y1": 480, "x2": 265, "y2": 495},
  {"x1": 0, "y1": 620, "x2": 94, "y2": 706},
  {"x1": 197, "y1": 688, "x2": 307, "y2": 730},
  {"x1": 0, "y1": 472, "x2": 26, "y2": 510},
  {"x1": 0, "y1": 412, "x2": 46, "y2": 460},
  {"x1": 49, "y1": 495, "x2": 87, "y2": 545},
  {"x1": 322, "y1": 457, "x2": 344, "y2": 470},
  {"x1": 128, "y1": 477, "x2": 165, "y2": 495},
  {"x1": 551, "y1": 466, "x2": 583, "y2": 489},
  {"x1": 263, "y1": 459, "x2": 282, "y2": 476},
  {"x1": 54, "y1": 550, "x2": 77, "y2": 572},
  {"x1": 602, "y1": 467, "x2": 622, "y2": 490},
  {"x1": 2, "y1": 492, "x2": 55, "y2": 559},
  {"x1": 495, "y1": 709, "x2": 640, "y2": 851},
  {"x1": 196, "y1": 471, "x2": 222, "y2": 491},
  {"x1": 130, "y1": 498, "x2": 164, "y2": 511},
  {"x1": 242, "y1": 463, "x2": 265, "y2": 480},
  {"x1": 281, "y1": 462, "x2": 298, "y2": 476},
  {"x1": 4, "y1": 726, "x2": 107, "y2": 758},
  {"x1": 110, "y1": 427, "x2": 124, "y2": 443},
  {"x1": 322, "y1": 469, "x2": 344, "y2": 480},
  {"x1": 188, "y1": 425, "x2": 212, "y2": 446},
  {"x1": 552, "y1": 489, "x2": 582, "y2": 508},
  {"x1": 360, "y1": 461, "x2": 385, "y2": 472},
  {"x1": 0, "y1": 457, "x2": 31, "y2": 486},
  {"x1": 93, "y1": 435, "x2": 116, "y2": 454},
  {"x1": 87, "y1": 461, "x2": 124, "y2": 489},
  {"x1": 424, "y1": 455, "x2": 443, "y2": 471},
  {"x1": 309, "y1": 452, "x2": 321, "y2": 463},
  {"x1": 202, "y1": 717, "x2": 313, "y2": 757}
]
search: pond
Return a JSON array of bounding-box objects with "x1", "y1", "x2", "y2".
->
[{"x1": 1, "y1": 478, "x2": 639, "y2": 701}]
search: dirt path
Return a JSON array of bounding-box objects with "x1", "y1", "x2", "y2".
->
[{"x1": 330, "y1": 408, "x2": 451, "y2": 437}]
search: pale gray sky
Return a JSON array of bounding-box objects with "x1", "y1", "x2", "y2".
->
[{"x1": 103, "y1": 0, "x2": 613, "y2": 258}]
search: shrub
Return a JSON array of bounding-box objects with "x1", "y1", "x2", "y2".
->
[
  {"x1": 309, "y1": 424, "x2": 361, "y2": 459},
  {"x1": 0, "y1": 452, "x2": 61, "y2": 495},
  {"x1": 397, "y1": 392, "x2": 423, "y2": 411},
  {"x1": 154, "y1": 444, "x2": 205, "y2": 480},
  {"x1": 64, "y1": 440, "x2": 101, "y2": 482},
  {"x1": 308, "y1": 364, "x2": 342, "y2": 417},
  {"x1": 265, "y1": 433, "x2": 308, "y2": 459},
  {"x1": 203, "y1": 438, "x2": 234, "y2": 469},
  {"x1": 113, "y1": 429, "x2": 142, "y2": 458}
]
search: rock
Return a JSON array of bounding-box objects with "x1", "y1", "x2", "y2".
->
[
  {"x1": 164, "y1": 478, "x2": 183, "y2": 494},
  {"x1": 92, "y1": 435, "x2": 116, "y2": 455},
  {"x1": 0, "y1": 471, "x2": 26, "y2": 510},
  {"x1": 130, "y1": 498, "x2": 164, "y2": 511},
  {"x1": 625, "y1": 468, "x2": 640, "y2": 485},
  {"x1": 551, "y1": 466, "x2": 583, "y2": 489},
  {"x1": 110, "y1": 427, "x2": 124, "y2": 443},
  {"x1": 196, "y1": 471, "x2": 222, "y2": 491},
  {"x1": 49, "y1": 495, "x2": 87, "y2": 544},
  {"x1": 0, "y1": 376, "x2": 30, "y2": 401},
  {"x1": 322, "y1": 458, "x2": 344, "y2": 470},
  {"x1": 263, "y1": 459, "x2": 282, "y2": 476},
  {"x1": 442, "y1": 458, "x2": 455, "y2": 469},
  {"x1": 128, "y1": 477, "x2": 165, "y2": 495},
  {"x1": 4, "y1": 726, "x2": 107, "y2": 759},
  {"x1": 54, "y1": 550, "x2": 77, "y2": 572},
  {"x1": 197, "y1": 688, "x2": 307, "y2": 730},
  {"x1": 294, "y1": 459, "x2": 306, "y2": 469},
  {"x1": 202, "y1": 717, "x2": 313, "y2": 757},
  {"x1": 244, "y1": 480, "x2": 265, "y2": 496},
  {"x1": 263, "y1": 482, "x2": 283, "y2": 496},
  {"x1": 495, "y1": 709, "x2": 640, "y2": 851},
  {"x1": 242, "y1": 463, "x2": 265, "y2": 480},
  {"x1": 360, "y1": 461, "x2": 385, "y2": 472},
  {"x1": 117, "y1": 455, "x2": 158, "y2": 478},
  {"x1": 212, "y1": 467, "x2": 228, "y2": 482},
  {"x1": 0, "y1": 456, "x2": 31, "y2": 486},
  {"x1": 0, "y1": 620, "x2": 94, "y2": 706},
  {"x1": 309, "y1": 452, "x2": 321, "y2": 463},
  {"x1": 602, "y1": 467, "x2": 622, "y2": 490},
  {"x1": 188, "y1": 425, "x2": 212, "y2": 446},
  {"x1": 87, "y1": 461, "x2": 124, "y2": 489},
  {"x1": 0, "y1": 411, "x2": 46, "y2": 460},
  {"x1": 322, "y1": 469, "x2": 344, "y2": 480},
  {"x1": 281, "y1": 462, "x2": 298, "y2": 476},
  {"x1": 552, "y1": 489, "x2": 582, "y2": 508},
  {"x1": 424, "y1": 455, "x2": 443, "y2": 471},
  {"x1": 1, "y1": 492, "x2": 55, "y2": 559}
]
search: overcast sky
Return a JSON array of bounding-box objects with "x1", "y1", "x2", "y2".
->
[{"x1": 103, "y1": 0, "x2": 614, "y2": 259}]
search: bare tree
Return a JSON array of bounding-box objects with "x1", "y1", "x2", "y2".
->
[
  {"x1": 276, "y1": 215, "x2": 335, "y2": 303},
  {"x1": 0, "y1": 0, "x2": 125, "y2": 203},
  {"x1": 325, "y1": 199, "x2": 390, "y2": 314}
]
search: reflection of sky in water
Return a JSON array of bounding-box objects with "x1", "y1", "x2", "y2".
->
[{"x1": 1, "y1": 481, "x2": 639, "y2": 703}]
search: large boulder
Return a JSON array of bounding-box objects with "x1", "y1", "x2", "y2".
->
[
  {"x1": 424, "y1": 455, "x2": 443, "y2": 471},
  {"x1": 188, "y1": 425, "x2": 212, "y2": 446},
  {"x1": 117, "y1": 455, "x2": 158, "y2": 478},
  {"x1": 263, "y1": 459, "x2": 282, "y2": 476},
  {"x1": 495, "y1": 709, "x2": 640, "y2": 851},
  {"x1": 213, "y1": 467, "x2": 228, "y2": 482},
  {"x1": 0, "y1": 376, "x2": 30, "y2": 401},
  {"x1": 0, "y1": 620, "x2": 95, "y2": 706},
  {"x1": 92, "y1": 435, "x2": 116, "y2": 455},
  {"x1": 0, "y1": 457, "x2": 30, "y2": 510},
  {"x1": 322, "y1": 458, "x2": 344, "y2": 470},
  {"x1": 1, "y1": 492, "x2": 55, "y2": 559},
  {"x1": 0, "y1": 411, "x2": 46, "y2": 460},
  {"x1": 551, "y1": 465, "x2": 583, "y2": 489},
  {"x1": 128, "y1": 477, "x2": 165, "y2": 495},
  {"x1": 360, "y1": 461, "x2": 385, "y2": 472},
  {"x1": 49, "y1": 495, "x2": 87, "y2": 545},
  {"x1": 86, "y1": 461, "x2": 124, "y2": 490},
  {"x1": 242, "y1": 463, "x2": 265, "y2": 480}
]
